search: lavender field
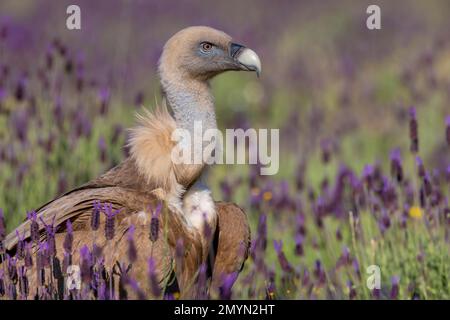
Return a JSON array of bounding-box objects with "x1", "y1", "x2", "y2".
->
[{"x1": 0, "y1": 0, "x2": 449, "y2": 300}]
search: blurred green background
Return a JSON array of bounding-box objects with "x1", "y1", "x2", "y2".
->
[{"x1": 0, "y1": 0, "x2": 449, "y2": 299}]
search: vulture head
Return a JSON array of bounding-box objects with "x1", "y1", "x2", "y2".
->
[{"x1": 158, "y1": 26, "x2": 261, "y2": 82}]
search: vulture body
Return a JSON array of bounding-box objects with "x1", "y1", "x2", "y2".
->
[{"x1": 1, "y1": 26, "x2": 261, "y2": 299}]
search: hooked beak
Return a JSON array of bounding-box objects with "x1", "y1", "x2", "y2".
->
[{"x1": 230, "y1": 43, "x2": 261, "y2": 77}]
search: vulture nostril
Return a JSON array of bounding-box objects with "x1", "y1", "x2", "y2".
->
[{"x1": 230, "y1": 42, "x2": 244, "y2": 58}]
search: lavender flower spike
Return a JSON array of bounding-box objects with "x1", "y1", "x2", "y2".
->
[
  {"x1": 148, "y1": 257, "x2": 161, "y2": 297},
  {"x1": 409, "y1": 106, "x2": 418, "y2": 153},
  {"x1": 273, "y1": 240, "x2": 294, "y2": 273},
  {"x1": 149, "y1": 203, "x2": 161, "y2": 243},
  {"x1": 27, "y1": 211, "x2": 40, "y2": 243},
  {"x1": 390, "y1": 276, "x2": 400, "y2": 299},
  {"x1": 127, "y1": 225, "x2": 137, "y2": 263},
  {"x1": 446, "y1": 115, "x2": 450, "y2": 147},
  {"x1": 0, "y1": 208, "x2": 5, "y2": 244}
]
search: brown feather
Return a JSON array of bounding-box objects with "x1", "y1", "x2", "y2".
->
[{"x1": 2, "y1": 168, "x2": 250, "y2": 299}]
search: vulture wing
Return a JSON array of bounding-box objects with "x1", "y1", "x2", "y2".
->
[
  {"x1": 3, "y1": 159, "x2": 251, "y2": 299},
  {"x1": 209, "y1": 202, "x2": 251, "y2": 296},
  {"x1": 3, "y1": 159, "x2": 204, "y2": 298}
]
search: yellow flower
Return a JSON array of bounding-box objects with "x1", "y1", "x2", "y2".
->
[
  {"x1": 173, "y1": 292, "x2": 180, "y2": 300},
  {"x1": 263, "y1": 191, "x2": 273, "y2": 201},
  {"x1": 409, "y1": 206, "x2": 423, "y2": 219}
]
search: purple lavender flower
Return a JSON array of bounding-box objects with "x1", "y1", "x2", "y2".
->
[
  {"x1": 7, "y1": 254, "x2": 18, "y2": 282},
  {"x1": 372, "y1": 288, "x2": 381, "y2": 299},
  {"x1": 220, "y1": 180, "x2": 232, "y2": 202},
  {"x1": 256, "y1": 213, "x2": 267, "y2": 251},
  {"x1": 45, "y1": 45, "x2": 54, "y2": 70},
  {"x1": 127, "y1": 278, "x2": 146, "y2": 300},
  {"x1": 39, "y1": 241, "x2": 51, "y2": 268},
  {"x1": 150, "y1": 203, "x2": 162, "y2": 242},
  {"x1": 446, "y1": 115, "x2": 450, "y2": 147},
  {"x1": 409, "y1": 107, "x2": 418, "y2": 153},
  {"x1": 273, "y1": 240, "x2": 294, "y2": 273},
  {"x1": 80, "y1": 245, "x2": 92, "y2": 284},
  {"x1": 18, "y1": 266, "x2": 29, "y2": 298},
  {"x1": 0, "y1": 270, "x2": 5, "y2": 297},
  {"x1": 12, "y1": 109, "x2": 29, "y2": 144},
  {"x1": 64, "y1": 56, "x2": 74, "y2": 74},
  {"x1": 7, "y1": 283, "x2": 16, "y2": 300},
  {"x1": 92, "y1": 244, "x2": 103, "y2": 263},
  {"x1": 313, "y1": 260, "x2": 326, "y2": 285},
  {"x1": 40, "y1": 215, "x2": 57, "y2": 257},
  {"x1": 202, "y1": 213, "x2": 213, "y2": 240},
  {"x1": 0, "y1": 23, "x2": 8, "y2": 40},
  {"x1": 423, "y1": 172, "x2": 433, "y2": 196},
  {"x1": 91, "y1": 200, "x2": 101, "y2": 231},
  {"x1": 419, "y1": 186, "x2": 426, "y2": 208},
  {"x1": 15, "y1": 230, "x2": 25, "y2": 259},
  {"x1": 381, "y1": 178, "x2": 397, "y2": 208},
  {"x1": 197, "y1": 263, "x2": 208, "y2": 299},
  {"x1": 273, "y1": 180, "x2": 293, "y2": 211},
  {"x1": 24, "y1": 242, "x2": 33, "y2": 268},
  {"x1": 337, "y1": 246, "x2": 351, "y2": 268},
  {"x1": 97, "y1": 281, "x2": 107, "y2": 300},
  {"x1": 379, "y1": 210, "x2": 391, "y2": 233},
  {"x1": 175, "y1": 238, "x2": 184, "y2": 262},
  {"x1": 148, "y1": 258, "x2": 161, "y2": 297},
  {"x1": 99, "y1": 87, "x2": 110, "y2": 115},
  {"x1": 362, "y1": 164, "x2": 375, "y2": 188},
  {"x1": 352, "y1": 258, "x2": 361, "y2": 279},
  {"x1": 390, "y1": 276, "x2": 400, "y2": 299},
  {"x1": 53, "y1": 96, "x2": 63, "y2": 125},
  {"x1": 265, "y1": 270, "x2": 276, "y2": 299},
  {"x1": 98, "y1": 136, "x2": 107, "y2": 163},
  {"x1": 63, "y1": 220, "x2": 73, "y2": 254},
  {"x1": 219, "y1": 272, "x2": 238, "y2": 300},
  {"x1": 445, "y1": 165, "x2": 450, "y2": 184},
  {"x1": 405, "y1": 183, "x2": 415, "y2": 206},
  {"x1": 0, "y1": 208, "x2": 5, "y2": 247},
  {"x1": 111, "y1": 124, "x2": 123, "y2": 144},
  {"x1": 295, "y1": 160, "x2": 306, "y2": 191},
  {"x1": 27, "y1": 211, "x2": 40, "y2": 243},
  {"x1": 296, "y1": 213, "x2": 306, "y2": 236},
  {"x1": 320, "y1": 139, "x2": 332, "y2": 164},
  {"x1": 127, "y1": 225, "x2": 137, "y2": 263},
  {"x1": 14, "y1": 75, "x2": 26, "y2": 101},
  {"x1": 62, "y1": 252, "x2": 70, "y2": 276},
  {"x1": 55, "y1": 171, "x2": 67, "y2": 196},
  {"x1": 416, "y1": 156, "x2": 425, "y2": 178},
  {"x1": 294, "y1": 234, "x2": 304, "y2": 256},
  {"x1": 390, "y1": 148, "x2": 403, "y2": 183},
  {"x1": 336, "y1": 227, "x2": 343, "y2": 241},
  {"x1": 301, "y1": 268, "x2": 310, "y2": 286},
  {"x1": 134, "y1": 91, "x2": 145, "y2": 107},
  {"x1": 347, "y1": 280, "x2": 356, "y2": 299},
  {"x1": 36, "y1": 242, "x2": 45, "y2": 271},
  {"x1": 103, "y1": 203, "x2": 120, "y2": 240}
]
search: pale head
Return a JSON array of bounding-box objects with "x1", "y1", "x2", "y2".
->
[{"x1": 158, "y1": 26, "x2": 261, "y2": 82}]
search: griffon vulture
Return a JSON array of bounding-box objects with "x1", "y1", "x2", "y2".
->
[{"x1": 1, "y1": 26, "x2": 261, "y2": 299}]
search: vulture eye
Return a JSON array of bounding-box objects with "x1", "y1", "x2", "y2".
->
[{"x1": 200, "y1": 42, "x2": 213, "y2": 53}]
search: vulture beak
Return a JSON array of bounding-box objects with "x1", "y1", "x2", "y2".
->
[{"x1": 230, "y1": 43, "x2": 261, "y2": 77}]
